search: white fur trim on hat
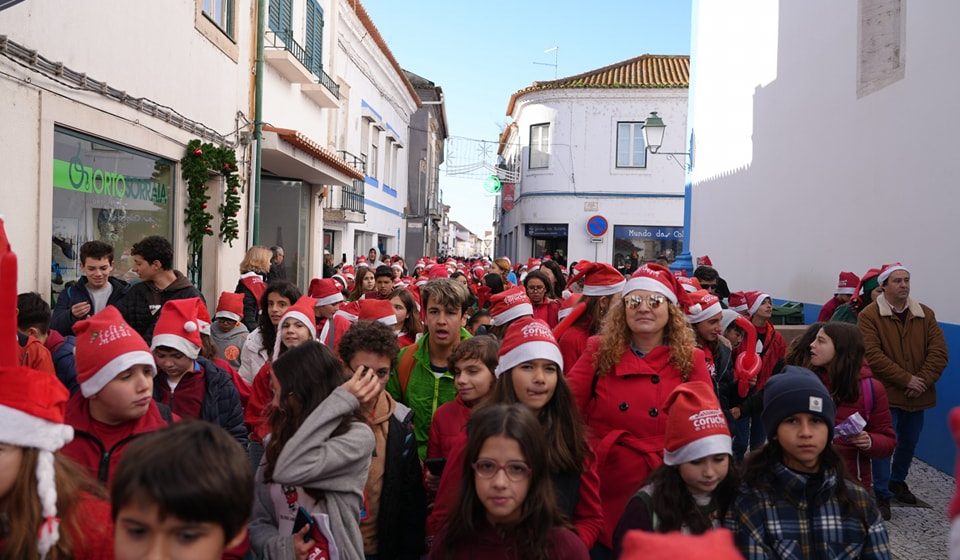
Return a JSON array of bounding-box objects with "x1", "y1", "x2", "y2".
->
[
  {"x1": 582, "y1": 279, "x2": 626, "y2": 297},
  {"x1": 686, "y1": 300, "x2": 723, "y2": 324},
  {"x1": 495, "y1": 340, "x2": 563, "y2": 378},
  {"x1": 80, "y1": 350, "x2": 157, "y2": 398},
  {"x1": 748, "y1": 293, "x2": 771, "y2": 317},
  {"x1": 214, "y1": 310, "x2": 242, "y2": 322},
  {"x1": 622, "y1": 277, "x2": 678, "y2": 304},
  {"x1": 558, "y1": 307, "x2": 574, "y2": 320},
  {"x1": 720, "y1": 309, "x2": 740, "y2": 333},
  {"x1": 273, "y1": 310, "x2": 317, "y2": 360},
  {"x1": 197, "y1": 320, "x2": 211, "y2": 337},
  {"x1": 491, "y1": 302, "x2": 534, "y2": 326},
  {"x1": 878, "y1": 265, "x2": 908, "y2": 285},
  {"x1": 663, "y1": 433, "x2": 732, "y2": 466},
  {"x1": 151, "y1": 333, "x2": 201, "y2": 361},
  {"x1": 315, "y1": 292, "x2": 345, "y2": 307},
  {"x1": 0, "y1": 404, "x2": 74, "y2": 451},
  {"x1": 335, "y1": 310, "x2": 359, "y2": 322},
  {"x1": 836, "y1": 287, "x2": 855, "y2": 295},
  {"x1": 378, "y1": 315, "x2": 398, "y2": 326}
]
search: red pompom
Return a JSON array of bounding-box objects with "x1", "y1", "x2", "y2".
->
[{"x1": 193, "y1": 148, "x2": 203, "y2": 156}]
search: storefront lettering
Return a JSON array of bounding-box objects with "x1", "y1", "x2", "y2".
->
[
  {"x1": 613, "y1": 225, "x2": 684, "y2": 240},
  {"x1": 53, "y1": 158, "x2": 168, "y2": 205}
]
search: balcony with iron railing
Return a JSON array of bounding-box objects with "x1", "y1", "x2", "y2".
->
[
  {"x1": 264, "y1": 29, "x2": 340, "y2": 108},
  {"x1": 323, "y1": 178, "x2": 366, "y2": 223},
  {"x1": 337, "y1": 150, "x2": 366, "y2": 175}
]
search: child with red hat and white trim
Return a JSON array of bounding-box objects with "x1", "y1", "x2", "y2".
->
[
  {"x1": 685, "y1": 290, "x2": 741, "y2": 422},
  {"x1": 211, "y1": 291, "x2": 249, "y2": 370},
  {"x1": 388, "y1": 288, "x2": 422, "y2": 347},
  {"x1": 565, "y1": 264, "x2": 713, "y2": 551},
  {"x1": 149, "y1": 298, "x2": 247, "y2": 447},
  {"x1": 427, "y1": 317, "x2": 603, "y2": 549},
  {"x1": 62, "y1": 306, "x2": 173, "y2": 484},
  {"x1": 817, "y1": 271, "x2": 860, "y2": 322},
  {"x1": 553, "y1": 262, "x2": 625, "y2": 374},
  {"x1": 613, "y1": 381, "x2": 737, "y2": 557},
  {"x1": 487, "y1": 286, "x2": 534, "y2": 336}
]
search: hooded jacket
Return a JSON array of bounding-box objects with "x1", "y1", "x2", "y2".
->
[
  {"x1": 212, "y1": 323, "x2": 250, "y2": 369},
  {"x1": 50, "y1": 276, "x2": 129, "y2": 336},
  {"x1": 43, "y1": 330, "x2": 78, "y2": 394},
  {"x1": 249, "y1": 387, "x2": 374, "y2": 560},
  {"x1": 114, "y1": 271, "x2": 202, "y2": 343},
  {"x1": 18, "y1": 332, "x2": 56, "y2": 375}
]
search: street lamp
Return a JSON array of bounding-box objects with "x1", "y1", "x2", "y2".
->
[{"x1": 642, "y1": 111, "x2": 695, "y2": 275}]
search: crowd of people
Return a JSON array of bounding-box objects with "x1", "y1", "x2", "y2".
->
[{"x1": 2, "y1": 222, "x2": 953, "y2": 559}]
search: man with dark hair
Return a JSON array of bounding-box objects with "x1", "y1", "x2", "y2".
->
[
  {"x1": 266, "y1": 245, "x2": 286, "y2": 283},
  {"x1": 115, "y1": 235, "x2": 201, "y2": 342},
  {"x1": 18, "y1": 292, "x2": 78, "y2": 393},
  {"x1": 373, "y1": 265, "x2": 395, "y2": 299},
  {"x1": 51, "y1": 239, "x2": 129, "y2": 335},
  {"x1": 338, "y1": 320, "x2": 425, "y2": 558},
  {"x1": 694, "y1": 264, "x2": 731, "y2": 303}
]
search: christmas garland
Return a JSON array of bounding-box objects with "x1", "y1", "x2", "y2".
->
[{"x1": 181, "y1": 139, "x2": 242, "y2": 249}]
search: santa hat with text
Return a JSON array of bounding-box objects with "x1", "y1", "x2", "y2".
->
[
  {"x1": 495, "y1": 317, "x2": 563, "y2": 377},
  {"x1": 663, "y1": 381, "x2": 732, "y2": 465},
  {"x1": 75, "y1": 306, "x2": 156, "y2": 398},
  {"x1": 488, "y1": 286, "x2": 534, "y2": 326}
]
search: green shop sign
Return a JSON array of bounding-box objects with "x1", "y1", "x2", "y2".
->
[{"x1": 52, "y1": 157, "x2": 169, "y2": 205}]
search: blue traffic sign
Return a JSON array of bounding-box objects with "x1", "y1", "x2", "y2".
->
[{"x1": 586, "y1": 215, "x2": 609, "y2": 236}]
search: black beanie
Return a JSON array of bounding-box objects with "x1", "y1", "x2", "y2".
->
[{"x1": 761, "y1": 367, "x2": 836, "y2": 440}]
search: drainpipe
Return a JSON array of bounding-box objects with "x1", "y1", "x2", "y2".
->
[{"x1": 252, "y1": 0, "x2": 266, "y2": 244}]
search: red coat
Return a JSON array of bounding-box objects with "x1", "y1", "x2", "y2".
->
[
  {"x1": 817, "y1": 364, "x2": 896, "y2": 490},
  {"x1": 245, "y1": 362, "x2": 273, "y2": 442},
  {"x1": 818, "y1": 296, "x2": 843, "y2": 322},
  {"x1": 69, "y1": 492, "x2": 115, "y2": 559},
  {"x1": 427, "y1": 395, "x2": 472, "y2": 461},
  {"x1": 558, "y1": 323, "x2": 591, "y2": 375},
  {"x1": 62, "y1": 393, "x2": 172, "y2": 484},
  {"x1": 532, "y1": 300, "x2": 560, "y2": 328},
  {"x1": 566, "y1": 336, "x2": 711, "y2": 548}
]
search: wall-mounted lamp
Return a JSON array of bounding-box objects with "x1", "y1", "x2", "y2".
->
[{"x1": 642, "y1": 112, "x2": 691, "y2": 170}]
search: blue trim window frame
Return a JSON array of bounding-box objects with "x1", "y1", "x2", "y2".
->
[
  {"x1": 529, "y1": 123, "x2": 550, "y2": 169},
  {"x1": 616, "y1": 121, "x2": 647, "y2": 168},
  {"x1": 202, "y1": 0, "x2": 234, "y2": 38}
]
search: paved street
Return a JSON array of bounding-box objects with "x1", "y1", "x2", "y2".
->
[{"x1": 888, "y1": 459, "x2": 953, "y2": 559}]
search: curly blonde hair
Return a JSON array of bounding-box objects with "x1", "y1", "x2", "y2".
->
[{"x1": 593, "y1": 297, "x2": 696, "y2": 378}]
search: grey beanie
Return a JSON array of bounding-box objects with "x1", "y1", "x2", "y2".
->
[{"x1": 761, "y1": 366, "x2": 836, "y2": 440}]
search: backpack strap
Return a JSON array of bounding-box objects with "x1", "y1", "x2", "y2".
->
[
  {"x1": 861, "y1": 377, "x2": 875, "y2": 422},
  {"x1": 397, "y1": 343, "x2": 419, "y2": 401}
]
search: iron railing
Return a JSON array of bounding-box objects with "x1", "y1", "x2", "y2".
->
[
  {"x1": 323, "y1": 180, "x2": 365, "y2": 214},
  {"x1": 265, "y1": 29, "x2": 340, "y2": 99},
  {"x1": 337, "y1": 150, "x2": 366, "y2": 175}
]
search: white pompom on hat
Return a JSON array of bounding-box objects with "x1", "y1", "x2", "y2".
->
[{"x1": 150, "y1": 297, "x2": 205, "y2": 360}]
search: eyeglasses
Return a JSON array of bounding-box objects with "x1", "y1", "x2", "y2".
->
[
  {"x1": 472, "y1": 459, "x2": 531, "y2": 481},
  {"x1": 526, "y1": 285, "x2": 546, "y2": 292},
  {"x1": 700, "y1": 283, "x2": 718, "y2": 291},
  {"x1": 625, "y1": 294, "x2": 667, "y2": 310}
]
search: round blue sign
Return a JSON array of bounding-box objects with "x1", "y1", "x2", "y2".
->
[{"x1": 586, "y1": 215, "x2": 609, "y2": 236}]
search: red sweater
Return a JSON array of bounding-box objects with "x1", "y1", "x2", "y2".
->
[
  {"x1": 245, "y1": 362, "x2": 273, "y2": 442},
  {"x1": 62, "y1": 394, "x2": 172, "y2": 484},
  {"x1": 429, "y1": 523, "x2": 588, "y2": 560},
  {"x1": 68, "y1": 492, "x2": 115, "y2": 559},
  {"x1": 566, "y1": 337, "x2": 711, "y2": 547},
  {"x1": 155, "y1": 368, "x2": 205, "y2": 420},
  {"x1": 427, "y1": 395, "x2": 473, "y2": 461}
]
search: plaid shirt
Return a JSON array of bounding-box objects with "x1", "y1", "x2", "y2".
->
[{"x1": 724, "y1": 462, "x2": 890, "y2": 559}]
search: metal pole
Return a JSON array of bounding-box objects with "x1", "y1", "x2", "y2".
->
[{"x1": 252, "y1": 0, "x2": 266, "y2": 244}]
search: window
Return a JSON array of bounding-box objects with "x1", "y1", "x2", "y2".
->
[
  {"x1": 360, "y1": 118, "x2": 371, "y2": 174},
  {"x1": 304, "y1": 0, "x2": 324, "y2": 76},
  {"x1": 268, "y1": 0, "x2": 293, "y2": 36},
  {"x1": 383, "y1": 140, "x2": 393, "y2": 185},
  {"x1": 529, "y1": 123, "x2": 550, "y2": 169},
  {"x1": 617, "y1": 122, "x2": 647, "y2": 168},
  {"x1": 370, "y1": 133, "x2": 379, "y2": 180},
  {"x1": 202, "y1": 0, "x2": 233, "y2": 36}
]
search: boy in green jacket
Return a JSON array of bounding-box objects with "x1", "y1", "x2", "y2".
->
[{"x1": 386, "y1": 279, "x2": 472, "y2": 459}]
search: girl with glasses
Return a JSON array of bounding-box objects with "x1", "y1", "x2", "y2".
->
[
  {"x1": 523, "y1": 270, "x2": 560, "y2": 328},
  {"x1": 566, "y1": 264, "x2": 712, "y2": 557},
  {"x1": 430, "y1": 404, "x2": 589, "y2": 560}
]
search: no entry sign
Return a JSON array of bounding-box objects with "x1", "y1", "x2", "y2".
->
[{"x1": 586, "y1": 215, "x2": 609, "y2": 237}]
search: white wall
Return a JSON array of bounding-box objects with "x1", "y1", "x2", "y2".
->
[{"x1": 688, "y1": 0, "x2": 960, "y2": 323}]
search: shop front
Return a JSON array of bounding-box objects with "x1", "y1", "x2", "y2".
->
[
  {"x1": 525, "y1": 223, "x2": 568, "y2": 264},
  {"x1": 612, "y1": 225, "x2": 683, "y2": 274},
  {"x1": 51, "y1": 127, "x2": 175, "y2": 303}
]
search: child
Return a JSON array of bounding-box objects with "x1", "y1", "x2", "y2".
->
[
  {"x1": 62, "y1": 306, "x2": 173, "y2": 484},
  {"x1": 390, "y1": 288, "x2": 423, "y2": 346},
  {"x1": 387, "y1": 279, "x2": 473, "y2": 460},
  {"x1": 724, "y1": 368, "x2": 891, "y2": 559},
  {"x1": 149, "y1": 298, "x2": 247, "y2": 447},
  {"x1": 17, "y1": 291, "x2": 78, "y2": 393},
  {"x1": 338, "y1": 319, "x2": 426, "y2": 559},
  {"x1": 309, "y1": 278, "x2": 350, "y2": 348},
  {"x1": 429, "y1": 318, "x2": 603, "y2": 549},
  {"x1": 50, "y1": 239, "x2": 129, "y2": 336},
  {"x1": 613, "y1": 381, "x2": 738, "y2": 557},
  {"x1": 111, "y1": 421, "x2": 253, "y2": 560},
  {"x1": 212, "y1": 291, "x2": 250, "y2": 370},
  {"x1": 430, "y1": 404, "x2": 589, "y2": 560},
  {"x1": 248, "y1": 341, "x2": 376, "y2": 559},
  {"x1": 239, "y1": 280, "x2": 301, "y2": 385}
]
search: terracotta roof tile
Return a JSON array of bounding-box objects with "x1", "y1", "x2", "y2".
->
[
  {"x1": 505, "y1": 54, "x2": 689, "y2": 115},
  {"x1": 264, "y1": 125, "x2": 365, "y2": 181}
]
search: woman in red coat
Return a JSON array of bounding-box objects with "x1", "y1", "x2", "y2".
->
[
  {"x1": 524, "y1": 271, "x2": 560, "y2": 328},
  {"x1": 553, "y1": 262, "x2": 625, "y2": 374},
  {"x1": 566, "y1": 264, "x2": 711, "y2": 554},
  {"x1": 807, "y1": 322, "x2": 896, "y2": 517}
]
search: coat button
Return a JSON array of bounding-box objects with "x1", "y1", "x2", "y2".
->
[
  {"x1": 649, "y1": 407, "x2": 659, "y2": 417},
  {"x1": 651, "y1": 375, "x2": 661, "y2": 384},
  {"x1": 619, "y1": 402, "x2": 629, "y2": 412}
]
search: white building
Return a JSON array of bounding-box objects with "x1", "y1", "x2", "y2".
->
[
  {"x1": 686, "y1": 0, "x2": 959, "y2": 473},
  {"x1": 495, "y1": 55, "x2": 689, "y2": 270},
  {"x1": 0, "y1": 0, "x2": 252, "y2": 301}
]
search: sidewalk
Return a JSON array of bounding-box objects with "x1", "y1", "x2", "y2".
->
[{"x1": 887, "y1": 459, "x2": 952, "y2": 559}]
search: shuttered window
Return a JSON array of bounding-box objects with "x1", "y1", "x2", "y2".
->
[
  {"x1": 304, "y1": 0, "x2": 324, "y2": 76},
  {"x1": 268, "y1": 0, "x2": 293, "y2": 36}
]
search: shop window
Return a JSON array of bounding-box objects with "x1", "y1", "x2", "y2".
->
[
  {"x1": 616, "y1": 121, "x2": 647, "y2": 167},
  {"x1": 529, "y1": 123, "x2": 550, "y2": 169},
  {"x1": 51, "y1": 127, "x2": 175, "y2": 302}
]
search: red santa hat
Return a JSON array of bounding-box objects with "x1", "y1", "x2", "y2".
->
[
  {"x1": 488, "y1": 286, "x2": 534, "y2": 326},
  {"x1": 151, "y1": 297, "x2": 204, "y2": 360},
  {"x1": 273, "y1": 296, "x2": 317, "y2": 359},
  {"x1": 835, "y1": 271, "x2": 859, "y2": 295},
  {"x1": 0, "y1": 219, "x2": 75, "y2": 556},
  {"x1": 565, "y1": 262, "x2": 625, "y2": 296},
  {"x1": 341, "y1": 265, "x2": 356, "y2": 279},
  {"x1": 685, "y1": 290, "x2": 723, "y2": 324},
  {"x1": 359, "y1": 299, "x2": 398, "y2": 326},
  {"x1": 196, "y1": 299, "x2": 213, "y2": 336},
  {"x1": 74, "y1": 306, "x2": 156, "y2": 397},
  {"x1": 558, "y1": 293, "x2": 582, "y2": 321},
  {"x1": 728, "y1": 291, "x2": 748, "y2": 314},
  {"x1": 744, "y1": 291, "x2": 772, "y2": 317},
  {"x1": 308, "y1": 278, "x2": 345, "y2": 307},
  {"x1": 662, "y1": 381, "x2": 732, "y2": 465},
  {"x1": 332, "y1": 274, "x2": 348, "y2": 292},
  {"x1": 619, "y1": 528, "x2": 741, "y2": 560},
  {"x1": 696, "y1": 255, "x2": 714, "y2": 267},
  {"x1": 495, "y1": 317, "x2": 562, "y2": 377},
  {"x1": 215, "y1": 291, "x2": 244, "y2": 322},
  {"x1": 622, "y1": 263, "x2": 687, "y2": 306},
  {"x1": 677, "y1": 275, "x2": 702, "y2": 293},
  {"x1": 526, "y1": 258, "x2": 541, "y2": 271},
  {"x1": 335, "y1": 301, "x2": 361, "y2": 323},
  {"x1": 878, "y1": 262, "x2": 908, "y2": 285},
  {"x1": 355, "y1": 255, "x2": 368, "y2": 266},
  {"x1": 428, "y1": 264, "x2": 450, "y2": 280}
]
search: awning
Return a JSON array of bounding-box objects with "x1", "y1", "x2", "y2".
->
[{"x1": 261, "y1": 126, "x2": 364, "y2": 187}]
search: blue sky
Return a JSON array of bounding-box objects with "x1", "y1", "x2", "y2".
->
[{"x1": 362, "y1": 0, "x2": 692, "y2": 237}]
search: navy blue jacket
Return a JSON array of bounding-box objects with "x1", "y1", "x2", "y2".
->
[
  {"x1": 51, "y1": 276, "x2": 129, "y2": 336},
  {"x1": 49, "y1": 334, "x2": 78, "y2": 395}
]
